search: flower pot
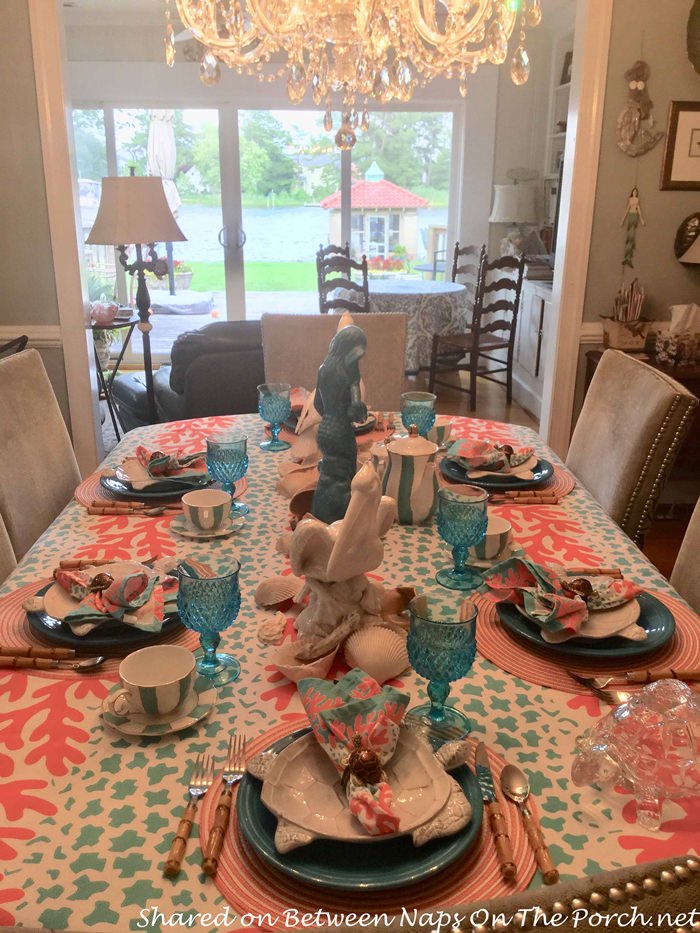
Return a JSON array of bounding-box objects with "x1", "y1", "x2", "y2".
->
[{"x1": 148, "y1": 272, "x2": 193, "y2": 291}]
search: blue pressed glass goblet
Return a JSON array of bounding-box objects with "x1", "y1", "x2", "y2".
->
[
  {"x1": 206, "y1": 433, "x2": 249, "y2": 516},
  {"x1": 400, "y1": 391, "x2": 437, "y2": 438},
  {"x1": 406, "y1": 594, "x2": 477, "y2": 745},
  {"x1": 176, "y1": 561, "x2": 242, "y2": 686},
  {"x1": 258, "y1": 383, "x2": 292, "y2": 452},
  {"x1": 435, "y1": 485, "x2": 488, "y2": 590}
]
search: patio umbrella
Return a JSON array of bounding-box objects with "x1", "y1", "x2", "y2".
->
[{"x1": 147, "y1": 109, "x2": 181, "y2": 294}]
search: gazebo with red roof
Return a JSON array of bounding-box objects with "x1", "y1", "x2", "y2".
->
[{"x1": 320, "y1": 161, "x2": 429, "y2": 263}]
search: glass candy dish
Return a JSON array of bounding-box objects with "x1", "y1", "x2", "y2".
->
[{"x1": 571, "y1": 679, "x2": 700, "y2": 830}]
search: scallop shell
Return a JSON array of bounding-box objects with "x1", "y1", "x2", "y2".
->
[
  {"x1": 254, "y1": 574, "x2": 303, "y2": 609},
  {"x1": 343, "y1": 626, "x2": 410, "y2": 685},
  {"x1": 272, "y1": 639, "x2": 337, "y2": 683}
]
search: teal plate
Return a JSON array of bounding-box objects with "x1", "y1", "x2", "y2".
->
[
  {"x1": 26, "y1": 583, "x2": 182, "y2": 651},
  {"x1": 236, "y1": 728, "x2": 483, "y2": 891},
  {"x1": 440, "y1": 457, "x2": 554, "y2": 491},
  {"x1": 100, "y1": 474, "x2": 211, "y2": 501},
  {"x1": 496, "y1": 592, "x2": 675, "y2": 659}
]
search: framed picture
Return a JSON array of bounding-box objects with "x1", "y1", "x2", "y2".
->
[
  {"x1": 560, "y1": 51, "x2": 573, "y2": 85},
  {"x1": 660, "y1": 101, "x2": 700, "y2": 190}
]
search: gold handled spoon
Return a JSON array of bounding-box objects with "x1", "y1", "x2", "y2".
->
[{"x1": 501, "y1": 764, "x2": 559, "y2": 885}]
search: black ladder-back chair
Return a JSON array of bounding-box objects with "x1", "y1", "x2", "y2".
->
[
  {"x1": 0, "y1": 335, "x2": 29, "y2": 359},
  {"x1": 451, "y1": 242, "x2": 486, "y2": 328},
  {"x1": 429, "y1": 252, "x2": 525, "y2": 411},
  {"x1": 316, "y1": 242, "x2": 351, "y2": 313},
  {"x1": 317, "y1": 253, "x2": 371, "y2": 314}
]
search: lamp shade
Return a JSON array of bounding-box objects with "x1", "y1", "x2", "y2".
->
[
  {"x1": 489, "y1": 184, "x2": 537, "y2": 224},
  {"x1": 86, "y1": 175, "x2": 186, "y2": 245}
]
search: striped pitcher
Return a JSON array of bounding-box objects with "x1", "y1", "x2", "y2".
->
[{"x1": 382, "y1": 427, "x2": 438, "y2": 525}]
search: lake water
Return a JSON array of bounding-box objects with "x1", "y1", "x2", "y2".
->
[{"x1": 172, "y1": 203, "x2": 448, "y2": 264}]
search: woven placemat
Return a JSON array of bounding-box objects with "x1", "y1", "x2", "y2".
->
[{"x1": 199, "y1": 719, "x2": 537, "y2": 927}]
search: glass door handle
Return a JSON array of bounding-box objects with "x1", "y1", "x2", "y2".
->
[{"x1": 218, "y1": 226, "x2": 246, "y2": 249}]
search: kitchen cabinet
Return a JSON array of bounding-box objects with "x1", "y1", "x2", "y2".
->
[{"x1": 513, "y1": 280, "x2": 552, "y2": 418}]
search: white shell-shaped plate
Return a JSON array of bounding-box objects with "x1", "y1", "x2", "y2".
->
[
  {"x1": 260, "y1": 728, "x2": 453, "y2": 845},
  {"x1": 537, "y1": 599, "x2": 643, "y2": 643},
  {"x1": 468, "y1": 454, "x2": 538, "y2": 479},
  {"x1": 44, "y1": 560, "x2": 151, "y2": 620}
]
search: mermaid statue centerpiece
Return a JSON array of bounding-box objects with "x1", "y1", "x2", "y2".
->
[{"x1": 311, "y1": 324, "x2": 367, "y2": 525}]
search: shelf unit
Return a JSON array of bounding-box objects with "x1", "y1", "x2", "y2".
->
[{"x1": 543, "y1": 36, "x2": 573, "y2": 227}]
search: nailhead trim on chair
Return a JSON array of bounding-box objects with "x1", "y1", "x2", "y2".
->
[
  {"x1": 453, "y1": 856, "x2": 700, "y2": 932},
  {"x1": 621, "y1": 394, "x2": 697, "y2": 544}
]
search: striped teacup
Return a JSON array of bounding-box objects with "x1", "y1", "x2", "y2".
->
[
  {"x1": 112, "y1": 645, "x2": 195, "y2": 718},
  {"x1": 182, "y1": 488, "x2": 231, "y2": 532},
  {"x1": 468, "y1": 515, "x2": 513, "y2": 562}
]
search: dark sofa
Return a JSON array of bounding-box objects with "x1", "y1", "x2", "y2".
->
[{"x1": 111, "y1": 320, "x2": 265, "y2": 431}]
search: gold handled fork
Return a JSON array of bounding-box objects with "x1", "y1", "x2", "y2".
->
[
  {"x1": 202, "y1": 734, "x2": 247, "y2": 876},
  {"x1": 567, "y1": 671, "x2": 632, "y2": 706},
  {"x1": 163, "y1": 753, "x2": 214, "y2": 877}
]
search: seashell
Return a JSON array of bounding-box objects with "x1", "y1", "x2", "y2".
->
[
  {"x1": 277, "y1": 466, "x2": 319, "y2": 500},
  {"x1": 257, "y1": 611, "x2": 287, "y2": 646},
  {"x1": 255, "y1": 574, "x2": 304, "y2": 609},
  {"x1": 343, "y1": 625, "x2": 410, "y2": 685},
  {"x1": 380, "y1": 585, "x2": 416, "y2": 619},
  {"x1": 272, "y1": 639, "x2": 337, "y2": 683},
  {"x1": 289, "y1": 486, "x2": 316, "y2": 521}
]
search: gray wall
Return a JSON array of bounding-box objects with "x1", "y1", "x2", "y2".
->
[
  {"x1": 0, "y1": 0, "x2": 71, "y2": 429},
  {"x1": 584, "y1": 0, "x2": 700, "y2": 324}
]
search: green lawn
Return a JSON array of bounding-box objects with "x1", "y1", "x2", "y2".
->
[{"x1": 189, "y1": 261, "x2": 316, "y2": 292}]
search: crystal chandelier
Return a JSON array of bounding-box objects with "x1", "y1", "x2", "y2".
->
[{"x1": 166, "y1": 0, "x2": 542, "y2": 147}]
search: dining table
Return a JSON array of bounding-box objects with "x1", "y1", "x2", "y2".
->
[
  {"x1": 1, "y1": 411, "x2": 699, "y2": 933},
  {"x1": 367, "y1": 279, "x2": 469, "y2": 373}
]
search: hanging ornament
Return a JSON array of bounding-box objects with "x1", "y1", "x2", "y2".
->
[
  {"x1": 527, "y1": 1, "x2": 542, "y2": 27},
  {"x1": 335, "y1": 122, "x2": 357, "y2": 150},
  {"x1": 621, "y1": 187, "x2": 645, "y2": 268},
  {"x1": 200, "y1": 52, "x2": 221, "y2": 86},
  {"x1": 164, "y1": 0, "x2": 175, "y2": 66},
  {"x1": 361, "y1": 105, "x2": 370, "y2": 132},
  {"x1": 323, "y1": 98, "x2": 333, "y2": 132},
  {"x1": 510, "y1": 46, "x2": 530, "y2": 85},
  {"x1": 615, "y1": 61, "x2": 664, "y2": 157}
]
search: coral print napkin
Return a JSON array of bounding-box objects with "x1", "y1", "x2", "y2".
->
[
  {"x1": 449, "y1": 439, "x2": 535, "y2": 473},
  {"x1": 297, "y1": 668, "x2": 410, "y2": 836},
  {"x1": 115, "y1": 446, "x2": 209, "y2": 490},
  {"x1": 50, "y1": 567, "x2": 177, "y2": 635},
  {"x1": 479, "y1": 557, "x2": 642, "y2": 638}
]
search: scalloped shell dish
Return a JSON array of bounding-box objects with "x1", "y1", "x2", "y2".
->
[{"x1": 260, "y1": 727, "x2": 469, "y2": 851}]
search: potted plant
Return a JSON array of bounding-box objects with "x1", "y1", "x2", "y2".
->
[{"x1": 146, "y1": 258, "x2": 194, "y2": 290}]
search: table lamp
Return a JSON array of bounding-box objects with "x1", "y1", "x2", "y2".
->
[
  {"x1": 489, "y1": 183, "x2": 538, "y2": 256},
  {"x1": 86, "y1": 170, "x2": 186, "y2": 423}
]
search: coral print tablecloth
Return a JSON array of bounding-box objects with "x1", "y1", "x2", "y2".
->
[{"x1": 1, "y1": 414, "x2": 698, "y2": 933}]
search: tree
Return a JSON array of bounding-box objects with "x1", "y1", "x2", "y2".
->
[
  {"x1": 73, "y1": 109, "x2": 108, "y2": 180},
  {"x1": 239, "y1": 112, "x2": 299, "y2": 195},
  {"x1": 352, "y1": 112, "x2": 452, "y2": 192}
]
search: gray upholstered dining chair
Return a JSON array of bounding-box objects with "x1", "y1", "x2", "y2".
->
[
  {"x1": 0, "y1": 512, "x2": 16, "y2": 585},
  {"x1": 0, "y1": 349, "x2": 81, "y2": 560},
  {"x1": 260, "y1": 312, "x2": 407, "y2": 411},
  {"x1": 670, "y1": 496, "x2": 700, "y2": 613},
  {"x1": 566, "y1": 349, "x2": 698, "y2": 545}
]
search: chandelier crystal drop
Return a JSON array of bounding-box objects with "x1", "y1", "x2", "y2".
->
[{"x1": 168, "y1": 0, "x2": 541, "y2": 144}]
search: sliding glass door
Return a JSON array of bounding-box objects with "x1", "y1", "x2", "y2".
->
[
  {"x1": 73, "y1": 103, "x2": 455, "y2": 361},
  {"x1": 237, "y1": 110, "x2": 340, "y2": 318}
]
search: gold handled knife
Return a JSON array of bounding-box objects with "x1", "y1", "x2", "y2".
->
[{"x1": 474, "y1": 742, "x2": 516, "y2": 881}]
